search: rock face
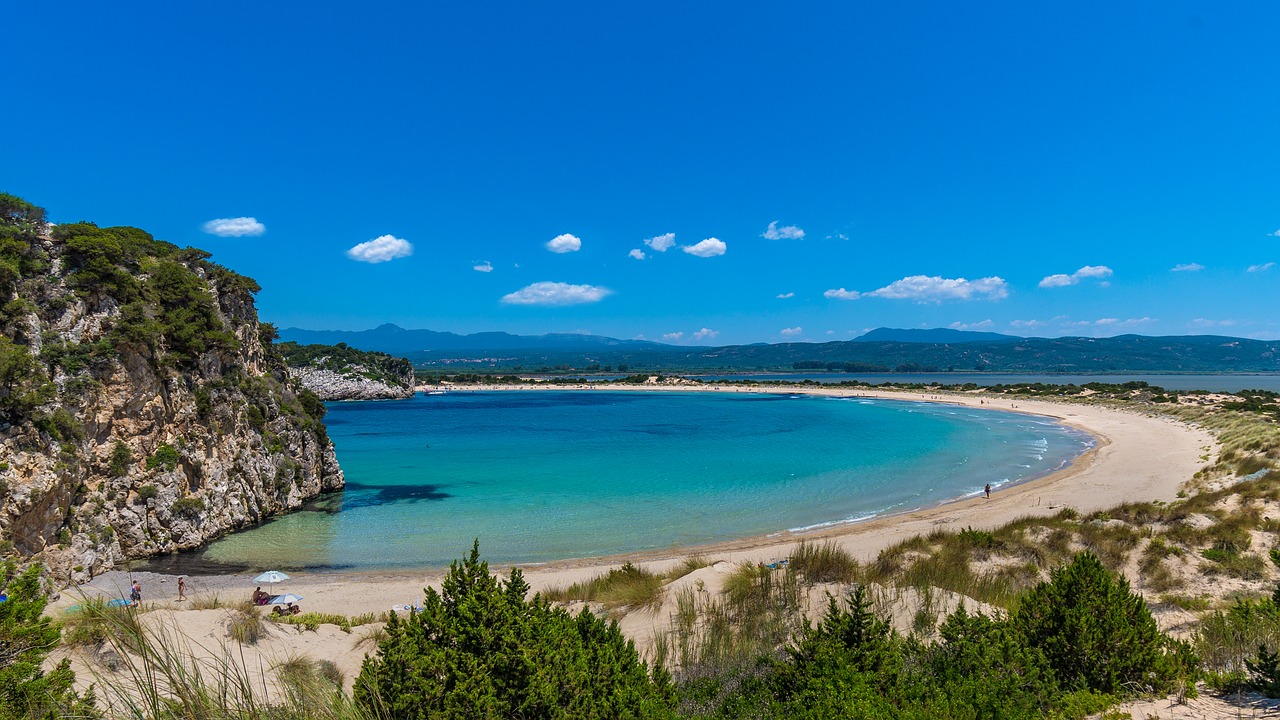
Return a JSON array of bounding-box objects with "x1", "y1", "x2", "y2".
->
[
  {"x1": 0, "y1": 201, "x2": 344, "y2": 584},
  {"x1": 290, "y1": 366, "x2": 415, "y2": 401}
]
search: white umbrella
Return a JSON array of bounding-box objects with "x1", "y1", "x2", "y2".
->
[
  {"x1": 253, "y1": 570, "x2": 290, "y2": 584},
  {"x1": 268, "y1": 593, "x2": 304, "y2": 605}
]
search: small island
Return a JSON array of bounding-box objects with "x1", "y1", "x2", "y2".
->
[{"x1": 278, "y1": 341, "x2": 416, "y2": 401}]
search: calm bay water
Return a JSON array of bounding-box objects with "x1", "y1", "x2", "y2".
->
[{"x1": 194, "y1": 391, "x2": 1092, "y2": 570}]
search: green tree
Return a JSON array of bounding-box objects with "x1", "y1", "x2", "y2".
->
[
  {"x1": 0, "y1": 338, "x2": 51, "y2": 422},
  {"x1": 1012, "y1": 551, "x2": 1196, "y2": 695},
  {"x1": 0, "y1": 564, "x2": 98, "y2": 719},
  {"x1": 355, "y1": 541, "x2": 675, "y2": 719}
]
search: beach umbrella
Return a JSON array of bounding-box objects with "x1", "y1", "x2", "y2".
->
[
  {"x1": 253, "y1": 570, "x2": 290, "y2": 584},
  {"x1": 268, "y1": 594, "x2": 304, "y2": 605}
]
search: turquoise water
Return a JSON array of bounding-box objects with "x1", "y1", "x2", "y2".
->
[{"x1": 197, "y1": 391, "x2": 1092, "y2": 569}]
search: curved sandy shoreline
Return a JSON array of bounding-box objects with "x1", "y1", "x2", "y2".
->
[{"x1": 61, "y1": 384, "x2": 1216, "y2": 617}]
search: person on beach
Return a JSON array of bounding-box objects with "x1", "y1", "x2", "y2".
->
[
  {"x1": 177, "y1": 576, "x2": 186, "y2": 601},
  {"x1": 130, "y1": 581, "x2": 142, "y2": 605},
  {"x1": 984, "y1": 483, "x2": 991, "y2": 500}
]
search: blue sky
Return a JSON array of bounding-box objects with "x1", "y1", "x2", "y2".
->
[{"x1": 4, "y1": 2, "x2": 1278, "y2": 345}]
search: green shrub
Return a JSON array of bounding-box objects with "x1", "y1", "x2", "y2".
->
[
  {"x1": 1012, "y1": 551, "x2": 1197, "y2": 695},
  {"x1": 108, "y1": 441, "x2": 133, "y2": 477},
  {"x1": 134, "y1": 484, "x2": 158, "y2": 503},
  {"x1": 354, "y1": 541, "x2": 675, "y2": 718},
  {"x1": 146, "y1": 444, "x2": 180, "y2": 471},
  {"x1": 169, "y1": 496, "x2": 204, "y2": 518},
  {"x1": 0, "y1": 562, "x2": 100, "y2": 718}
]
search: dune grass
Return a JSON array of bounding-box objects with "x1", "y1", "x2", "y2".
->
[
  {"x1": 787, "y1": 540, "x2": 860, "y2": 584},
  {"x1": 271, "y1": 611, "x2": 385, "y2": 633},
  {"x1": 542, "y1": 561, "x2": 665, "y2": 611}
]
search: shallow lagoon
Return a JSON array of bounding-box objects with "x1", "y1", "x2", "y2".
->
[{"x1": 194, "y1": 391, "x2": 1092, "y2": 570}]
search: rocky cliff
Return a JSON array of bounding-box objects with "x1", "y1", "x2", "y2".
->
[
  {"x1": 289, "y1": 367, "x2": 415, "y2": 400},
  {"x1": 0, "y1": 195, "x2": 344, "y2": 584},
  {"x1": 279, "y1": 342, "x2": 415, "y2": 400}
]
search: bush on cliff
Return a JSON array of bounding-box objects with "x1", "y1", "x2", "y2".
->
[{"x1": 354, "y1": 541, "x2": 676, "y2": 719}]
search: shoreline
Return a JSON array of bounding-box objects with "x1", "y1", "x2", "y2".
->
[{"x1": 57, "y1": 384, "x2": 1216, "y2": 616}]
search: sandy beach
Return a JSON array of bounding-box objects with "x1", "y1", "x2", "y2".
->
[{"x1": 55, "y1": 384, "x2": 1214, "y2": 611}]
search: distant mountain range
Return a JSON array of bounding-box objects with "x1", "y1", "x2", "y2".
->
[
  {"x1": 278, "y1": 323, "x2": 670, "y2": 354},
  {"x1": 276, "y1": 324, "x2": 1280, "y2": 373}
]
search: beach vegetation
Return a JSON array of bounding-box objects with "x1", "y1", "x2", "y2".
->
[
  {"x1": 544, "y1": 561, "x2": 666, "y2": 612},
  {"x1": 271, "y1": 611, "x2": 385, "y2": 634},
  {"x1": 355, "y1": 541, "x2": 676, "y2": 718},
  {"x1": 788, "y1": 540, "x2": 860, "y2": 585},
  {"x1": 227, "y1": 602, "x2": 267, "y2": 645},
  {"x1": 0, "y1": 563, "x2": 100, "y2": 719}
]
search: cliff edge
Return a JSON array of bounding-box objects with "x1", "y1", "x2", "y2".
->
[{"x1": 0, "y1": 194, "x2": 344, "y2": 583}]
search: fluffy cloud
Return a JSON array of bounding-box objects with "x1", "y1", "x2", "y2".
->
[
  {"x1": 662, "y1": 332, "x2": 685, "y2": 341},
  {"x1": 546, "y1": 233, "x2": 582, "y2": 253},
  {"x1": 500, "y1": 281, "x2": 611, "y2": 306},
  {"x1": 628, "y1": 249, "x2": 646, "y2": 260},
  {"x1": 1190, "y1": 318, "x2": 1238, "y2": 328},
  {"x1": 780, "y1": 326, "x2": 803, "y2": 337},
  {"x1": 1039, "y1": 265, "x2": 1113, "y2": 288},
  {"x1": 1171, "y1": 263, "x2": 1204, "y2": 272},
  {"x1": 473, "y1": 261, "x2": 493, "y2": 273},
  {"x1": 202, "y1": 217, "x2": 265, "y2": 237},
  {"x1": 824, "y1": 288, "x2": 860, "y2": 300},
  {"x1": 1248, "y1": 262, "x2": 1274, "y2": 272},
  {"x1": 644, "y1": 233, "x2": 676, "y2": 252},
  {"x1": 776, "y1": 292, "x2": 795, "y2": 299},
  {"x1": 949, "y1": 320, "x2": 994, "y2": 331},
  {"x1": 346, "y1": 234, "x2": 413, "y2": 263},
  {"x1": 682, "y1": 238, "x2": 726, "y2": 257},
  {"x1": 691, "y1": 328, "x2": 719, "y2": 341},
  {"x1": 762, "y1": 221, "x2": 804, "y2": 240},
  {"x1": 1011, "y1": 319, "x2": 1046, "y2": 330},
  {"x1": 829, "y1": 275, "x2": 1008, "y2": 303},
  {"x1": 1269, "y1": 229, "x2": 1280, "y2": 237}
]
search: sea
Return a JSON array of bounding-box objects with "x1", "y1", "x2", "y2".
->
[{"x1": 169, "y1": 391, "x2": 1092, "y2": 572}]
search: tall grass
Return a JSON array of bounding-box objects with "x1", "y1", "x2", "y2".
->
[
  {"x1": 79, "y1": 603, "x2": 383, "y2": 719},
  {"x1": 542, "y1": 562, "x2": 664, "y2": 612},
  {"x1": 788, "y1": 540, "x2": 860, "y2": 584},
  {"x1": 228, "y1": 602, "x2": 267, "y2": 645}
]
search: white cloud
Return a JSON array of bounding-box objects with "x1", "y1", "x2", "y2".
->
[
  {"x1": 1171, "y1": 263, "x2": 1204, "y2": 272},
  {"x1": 1093, "y1": 317, "x2": 1155, "y2": 328},
  {"x1": 1039, "y1": 265, "x2": 1113, "y2": 288},
  {"x1": 1190, "y1": 318, "x2": 1237, "y2": 328},
  {"x1": 826, "y1": 233, "x2": 850, "y2": 241},
  {"x1": 762, "y1": 221, "x2": 805, "y2": 240},
  {"x1": 202, "y1": 217, "x2": 265, "y2": 237},
  {"x1": 662, "y1": 332, "x2": 684, "y2": 342},
  {"x1": 691, "y1": 328, "x2": 719, "y2": 341},
  {"x1": 949, "y1": 320, "x2": 995, "y2": 331},
  {"x1": 846, "y1": 275, "x2": 1009, "y2": 303},
  {"x1": 1269, "y1": 229, "x2": 1280, "y2": 237},
  {"x1": 546, "y1": 233, "x2": 582, "y2": 253},
  {"x1": 682, "y1": 237, "x2": 726, "y2": 257},
  {"x1": 628, "y1": 249, "x2": 646, "y2": 260},
  {"x1": 1248, "y1": 262, "x2": 1274, "y2": 272},
  {"x1": 346, "y1": 234, "x2": 413, "y2": 263},
  {"x1": 500, "y1": 281, "x2": 611, "y2": 306},
  {"x1": 780, "y1": 326, "x2": 803, "y2": 337},
  {"x1": 644, "y1": 233, "x2": 676, "y2": 252},
  {"x1": 473, "y1": 261, "x2": 493, "y2": 273},
  {"x1": 776, "y1": 292, "x2": 795, "y2": 299},
  {"x1": 1011, "y1": 319, "x2": 1046, "y2": 330}
]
